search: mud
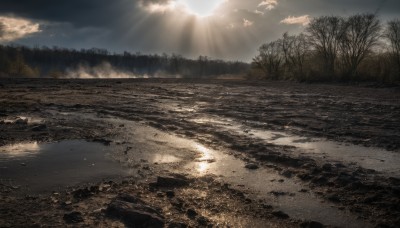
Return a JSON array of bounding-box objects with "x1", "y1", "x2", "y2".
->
[{"x1": 0, "y1": 78, "x2": 399, "y2": 227}]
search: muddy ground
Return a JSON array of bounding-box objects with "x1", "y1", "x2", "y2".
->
[{"x1": 0, "y1": 78, "x2": 399, "y2": 227}]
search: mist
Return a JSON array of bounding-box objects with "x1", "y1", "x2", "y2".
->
[{"x1": 65, "y1": 62, "x2": 147, "y2": 79}]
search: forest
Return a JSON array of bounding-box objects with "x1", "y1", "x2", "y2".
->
[
  {"x1": 0, "y1": 13, "x2": 399, "y2": 83},
  {"x1": 251, "y1": 14, "x2": 400, "y2": 83},
  {"x1": 0, "y1": 45, "x2": 249, "y2": 79}
]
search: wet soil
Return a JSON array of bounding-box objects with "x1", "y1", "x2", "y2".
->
[{"x1": 0, "y1": 78, "x2": 399, "y2": 227}]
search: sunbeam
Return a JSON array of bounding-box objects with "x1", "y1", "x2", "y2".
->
[{"x1": 178, "y1": 0, "x2": 225, "y2": 17}]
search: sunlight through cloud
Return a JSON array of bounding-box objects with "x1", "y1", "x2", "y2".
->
[
  {"x1": 243, "y1": 18, "x2": 254, "y2": 27},
  {"x1": 280, "y1": 15, "x2": 311, "y2": 26},
  {"x1": 0, "y1": 16, "x2": 41, "y2": 42},
  {"x1": 140, "y1": 0, "x2": 225, "y2": 17},
  {"x1": 178, "y1": 0, "x2": 225, "y2": 17},
  {"x1": 258, "y1": 0, "x2": 278, "y2": 10}
]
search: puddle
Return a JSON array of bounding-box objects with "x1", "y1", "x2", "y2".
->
[
  {"x1": 248, "y1": 129, "x2": 400, "y2": 177},
  {"x1": 4, "y1": 112, "x2": 371, "y2": 227},
  {"x1": 0, "y1": 142, "x2": 40, "y2": 158},
  {"x1": 152, "y1": 154, "x2": 181, "y2": 164},
  {"x1": 190, "y1": 116, "x2": 400, "y2": 177},
  {"x1": 0, "y1": 140, "x2": 125, "y2": 194},
  {"x1": 107, "y1": 118, "x2": 369, "y2": 228},
  {"x1": 1, "y1": 116, "x2": 44, "y2": 125},
  {"x1": 183, "y1": 143, "x2": 369, "y2": 228}
]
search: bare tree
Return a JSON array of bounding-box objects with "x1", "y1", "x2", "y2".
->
[
  {"x1": 339, "y1": 13, "x2": 382, "y2": 79},
  {"x1": 281, "y1": 32, "x2": 295, "y2": 67},
  {"x1": 0, "y1": 22, "x2": 5, "y2": 39},
  {"x1": 252, "y1": 40, "x2": 283, "y2": 79},
  {"x1": 385, "y1": 19, "x2": 400, "y2": 79},
  {"x1": 306, "y1": 16, "x2": 346, "y2": 77},
  {"x1": 289, "y1": 33, "x2": 310, "y2": 79}
]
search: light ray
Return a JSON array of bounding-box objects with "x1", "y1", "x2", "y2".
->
[{"x1": 178, "y1": 0, "x2": 225, "y2": 17}]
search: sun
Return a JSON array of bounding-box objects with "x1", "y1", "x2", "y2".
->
[{"x1": 178, "y1": 0, "x2": 225, "y2": 17}]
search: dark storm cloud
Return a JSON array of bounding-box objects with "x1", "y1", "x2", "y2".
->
[
  {"x1": 273, "y1": 0, "x2": 400, "y2": 19},
  {"x1": 0, "y1": 0, "x2": 399, "y2": 61},
  {"x1": 0, "y1": 0, "x2": 127, "y2": 27}
]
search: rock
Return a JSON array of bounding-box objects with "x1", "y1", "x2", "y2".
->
[
  {"x1": 116, "y1": 193, "x2": 143, "y2": 204},
  {"x1": 322, "y1": 164, "x2": 333, "y2": 171},
  {"x1": 271, "y1": 210, "x2": 289, "y2": 219},
  {"x1": 311, "y1": 176, "x2": 328, "y2": 185},
  {"x1": 15, "y1": 118, "x2": 28, "y2": 125},
  {"x1": 157, "y1": 192, "x2": 164, "y2": 197},
  {"x1": 300, "y1": 220, "x2": 325, "y2": 228},
  {"x1": 170, "y1": 198, "x2": 184, "y2": 211},
  {"x1": 298, "y1": 173, "x2": 312, "y2": 181},
  {"x1": 166, "y1": 190, "x2": 175, "y2": 198},
  {"x1": 186, "y1": 209, "x2": 197, "y2": 219},
  {"x1": 245, "y1": 163, "x2": 259, "y2": 170},
  {"x1": 281, "y1": 170, "x2": 293, "y2": 178},
  {"x1": 92, "y1": 138, "x2": 112, "y2": 146},
  {"x1": 270, "y1": 191, "x2": 287, "y2": 197},
  {"x1": 72, "y1": 188, "x2": 94, "y2": 199},
  {"x1": 106, "y1": 195, "x2": 164, "y2": 228},
  {"x1": 152, "y1": 175, "x2": 189, "y2": 188},
  {"x1": 63, "y1": 211, "x2": 84, "y2": 224},
  {"x1": 63, "y1": 201, "x2": 72, "y2": 206},
  {"x1": 327, "y1": 194, "x2": 341, "y2": 203},
  {"x1": 168, "y1": 222, "x2": 188, "y2": 228},
  {"x1": 32, "y1": 124, "x2": 47, "y2": 131},
  {"x1": 197, "y1": 216, "x2": 211, "y2": 226},
  {"x1": 261, "y1": 203, "x2": 273, "y2": 209}
]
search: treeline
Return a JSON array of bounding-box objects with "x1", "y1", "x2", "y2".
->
[
  {"x1": 0, "y1": 45, "x2": 249, "y2": 78},
  {"x1": 251, "y1": 14, "x2": 400, "y2": 83}
]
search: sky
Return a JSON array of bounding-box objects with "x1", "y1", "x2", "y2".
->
[{"x1": 0, "y1": 0, "x2": 399, "y2": 62}]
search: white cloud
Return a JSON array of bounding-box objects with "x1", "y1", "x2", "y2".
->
[
  {"x1": 280, "y1": 15, "x2": 311, "y2": 26},
  {"x1": 0, "y1": 16, "x2": 41, "y2": 41},
  {"x1": 258, "y1": 0, "x2": 278, "y2": 10},
  {"x1": 254, "y1": 9, "x2": 265, "y2": 15},
  {"x1": 140, "y1": 1, "x2": 179, "y2": 13},
  {"x1": 243, "y1": 18, "x2": 254, "y2": 27}
]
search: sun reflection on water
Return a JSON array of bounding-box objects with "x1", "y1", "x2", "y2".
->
[
  {"x1": 0, "y1": 142, "x2": 40, "y2": 158},
  {"x1": 194, "y1": 144, "x2": 215, "y2": 174}
]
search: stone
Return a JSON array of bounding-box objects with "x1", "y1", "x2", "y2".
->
[
  {"x1": 322, "y1": 164, "x2": 333, "y2": 171},
  {"x1": 153, "y1": 175, "x2": 189, "y2": 188},
  {"x1": 270, "y1": 191, "x2": 287, "y2": 197},
  {"x1": 281, "y1": 170, "x2": 293, "y2": 178},
  {"x1": 32, "y1": 124, "x2": 47, "y2": 131},
  {"x1": 327, "y1": 194, "x2": 341, "y2": 203},
  {"x1": 15, "y1": 118, "x2": 28, "y2": 125},
  {"x1": 245, "y1": 163, "x2": 259, "y2": 170},
  {"x1": 106, "y1": 195, "x2": 164, "y2": 228},
  {"x1": 197, "y1": 216, "x2": 211, "y2": 226},
  {"x1": 63, "y1": 211, "x2": 84, "y2": 224},
  {"x1": 271, "y1": 210, "x2": 289, "y2": 219},
  {"x1": 186, "y1": 209, "x2": 197, "y2": 219},
  {"x1": 300, "y1": 220, "x2": 325, "y2": 228},
  {"x1": 166, "y1": 190, "x2": 175, "y2": 198},
  {"x1": 72, "y1": 188, "x2": 93, "y2": 199},
  {"x1": 168, "y1": 222, "x2": 188, "y2": 228}
]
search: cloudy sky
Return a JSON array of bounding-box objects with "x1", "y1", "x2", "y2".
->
[{"x1": 0, "y1": 0, "x2": 399, "y2": 62}]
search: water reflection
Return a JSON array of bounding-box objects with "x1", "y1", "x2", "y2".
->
[
  {"x1": 184, "y1": 142, "x2": 367, "y2": 228},
  {"x1": 152, "y1": 154, "x2": 181, "y2": 163},
  {"x1": 0, "y1": 140, "x2": 124, "y2": 194},
  {"x1": 0, "y1": 142, "x2": 40, "y2": 159},
  {"x1": 189, "y1": 116, "x2": 400, "y2": 177},
  {"x1": 2, "y1": 116, "x2": 43, "y2": 125},
  {"x1": 193, "y1": 144, "x2": 215, "y2": 173}
]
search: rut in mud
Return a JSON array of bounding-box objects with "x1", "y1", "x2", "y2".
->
[{"x1": 0, "y1": 79, "x2": 399, "y2": 227}]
